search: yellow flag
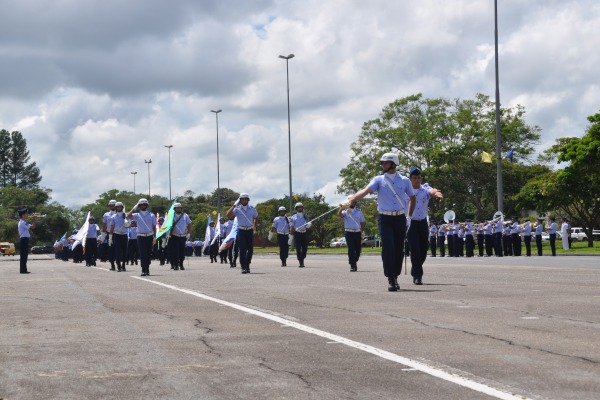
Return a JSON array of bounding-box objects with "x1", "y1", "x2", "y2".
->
[{"x1": 481, "y1": 151, "x2": 493, "y2": 163}]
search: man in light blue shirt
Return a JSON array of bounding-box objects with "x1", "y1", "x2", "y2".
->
[
  {"x1": 271, "y1": 206, "x2": 290, "y2": 267},
  {"x1": 290, "y1": 202, "x2": 310, "y2": 268},
  {"x1": 338, "y1": 202, "x2": 366, "y2": 272},
  {"x1": 349, "y1": 153, "x2": 416, "y2": 292},
  {"x1": 169, "y1": 203, "x2": 192, "y2": 271},
  {"x1": 17, "y1": 208, "x2": 35, "y2": 274},
  {"x1": 127, "y1": 198, "x2": 156, "y2": 276},
  {"x1": 227, "y1": 193, "x2": 258, "y2": 274}
]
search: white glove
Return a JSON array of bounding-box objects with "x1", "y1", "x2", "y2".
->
[
  {"x1": 406, "y1": 217, "x2": 412, "y2": 233},
  {"x1": 306, "y1": 222, "x2": 312, "y2": 229},
  {"x1": 134, "y1": 201, "x2": 140, "y2": 210},
  {"x1": 108, "y1": 234, "x2": 113, "y2": 246},
  {"x1": 186, "y1": 233, "x2": 190, "y2": 240},
  {"x1": 99, "y1": 232, "x2": 106, "y2": 242},
  {"x1": 234, "y1": 198, "x2": 240, "y2": 206}
]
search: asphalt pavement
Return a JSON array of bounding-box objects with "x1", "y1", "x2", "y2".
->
[{"x1": 1, "y1": 252, "x2": 599, "y2": 399}]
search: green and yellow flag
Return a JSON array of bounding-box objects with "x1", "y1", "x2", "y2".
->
[
  {"x1": 481, "y1": 151, "x2": 493, "y2": 163},
  {"x1": 156, "y1": 200, "x2": 177, "y2": 239}
]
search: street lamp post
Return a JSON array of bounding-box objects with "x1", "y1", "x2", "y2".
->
[
  {"x1": 131, "y1": 171, "x2": 137, "y2": 193},
  {"x1": 211, "y1": 109, "x2": 222, "y2": 216},
  {"x1": 279, "y1": 53, "x2": 295, "y2": 212},
  {"x1": 165, "y1": 145, "x2": 173, "y2": 200},
  {"x1": 494, "y1": 0, "x2": 504, "y2": 213},
  {"x1": 144, "y1": 159, "x2": 152, "y2": 198}
]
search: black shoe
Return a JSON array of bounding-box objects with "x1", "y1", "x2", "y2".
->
[
  {"x1": 180, "y1": 266, "x2": 185, "y2": 270},
  {"x1": 20, "y1": 271, "x2": 30, "y2": 274},
  {"x1": 241, "y1": 269, "x2": 248, "y2": 274},
  {"x1": 122, "y1": 267, "x2": 126, "y2": 272},
  {"x1": 299, "y1": 263, "x2": 305, "y2": 268},
  {"x1": 414, "y1": 278, "x2": 423, "y2": 285},
  {"x1": 395, "y1": 277, "x2": 400, "y2": 290},
  {"x1": 388, "y1": 277, "x2": 397, "y2": 292},
  {"x1": 141, "y1": 273, "x2": 146, "y2": 276}
]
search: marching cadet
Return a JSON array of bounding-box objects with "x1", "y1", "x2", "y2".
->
[
  {"x1": 534, "y1": 218, "x2": 544, "y2": 256},
  {"x1": 156, "y1": 217, "x2": 168, "y2": 265},
  {"x1": 476, "y1": 220, "x2": 485, "y2": 257},
  {"x1": 437, "y1": 221, "x2": 446, "y2": 257},
  {"x1": 109, "y1": 202, "x2": 128, "y2": 272},
  {"x1": 127, "y1": 220, "x2": 138, "y2": 266},
  {"x1": 511, "y1": 218, "x2": 522, "y2": 256},
  {"x1": 523, "y1": 220, "x2": 532, "y2": 256},
  {"x1": 207, "y1": 220, "x2": 218, "y2": 263},
  {"x1": 17, "y1": 208, "x2": 36, "y2": 274},
  {"x1": 464, "y1": 219, "x2": 475, "y2": 257},
  {"x1": 127, "y1": 198, "x2": 156, "y2": 276},
  {"x1": 502, "y1": 222, "x2": 512, "y2": 256},
  {"x1": 348, "y1": 153, "x2": 416, "y2": 292},
  {"x1": 271, "y1": 206, "x2": 290, "y2": 267},
  {"x1": 484, "y1": 220, "x2": 494, "y2": 257},
  {"x1": 446, "y1": 220, "x2": 455, "y2": 257},
  {"x1": 546, "y1": 216, "x2": 558, "y2": 256},
  {"x1": 169, "y1": 203, "x2": 192, "y2": 271},
  {"x1": 226, "y1": 193, "x2": 258, "y2": 274},
  {"x1": 338, "y1": 202, "x2": 366, "y2": 272},
  {"x1": 101, "y1": 199, "x2": 117, "y2": 268},
  {"x1": 494, "y1": 217, "x2": 504, "y2": 257},
  {"x1": 429, "y1": 220, "x2": 437, "y2": 257},
  {"x1": 455, "y1": 223, "x2": 464, "y2": 257},
  {"x1": 85, "y1": 216, "x2": 99, "y2": 267},
  {"x1": 290, "y1": 202, "x2": 311, "y2": 268},
  {"x1": 405, "y1": 166, "x2": 443, "y2": 284},
  {"x1": 218, "y1": 216, "x2": 230, "y2": 263}
]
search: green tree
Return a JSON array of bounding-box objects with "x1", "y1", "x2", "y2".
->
[
  {"x1": 0, "y1": 130, "x2": 42, "y2": 189},
  {"x1": 338, "y1": 93, "x2": 542, "y2": 221}
]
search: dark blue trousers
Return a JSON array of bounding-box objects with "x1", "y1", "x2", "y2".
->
[
  {"x1": 294, "y1": 232, "x2": 308, "y2": 264},
  {"x1": 19, "y1": 237, "x2": 29, "y2": 273},
  {"x1": 378, "y1": 214, "x2": 407, "y2": 278},
  {"x1": 344, "y1": 231, "x2": 362, "y2": 264},
  {"x1": 137, "y1": 236, "x2": 153, "y2": 274},
  {"x1": 277, "y1": 234, "x2": 289, "y2": 263},
  {"x1": 237, "y1": 229, "x2": 254, "y2": 269},
  {"x1": 407, "y1": 219, "x2": 428, "y2": 280}
]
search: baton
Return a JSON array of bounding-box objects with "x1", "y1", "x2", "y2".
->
[{"x1": 294, "y1": 206, "x2": 340, "y2": 230}]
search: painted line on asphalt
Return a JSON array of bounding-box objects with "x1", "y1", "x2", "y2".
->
[{"x1": 133, "y1": 277, "x2": 531, "y2": 400}]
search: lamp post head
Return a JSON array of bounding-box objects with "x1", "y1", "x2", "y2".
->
[
  {"x1": 131, "y1": 171, "x2": 137, "y2": 175},
  {"x1": 165, "y1": 145, "x2": 173, "y2": 149},
  {"x1": 211, "y1": 109, "x2": 222, "y2": 114},
  {"x1": 279, "y1": 54, "x2": 295, "y2": 60}
]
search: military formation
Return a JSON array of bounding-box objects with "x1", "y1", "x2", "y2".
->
[{"x1": 16, "y1": 152, "x2": 574, "y2": 291}]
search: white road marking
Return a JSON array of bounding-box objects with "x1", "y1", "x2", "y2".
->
[
  {"x1": 134, "y1": 277, "x2": 532, "y2": 400},
  {"x1": 521, "y1": 317, "x2": 539, "y2": 320}
]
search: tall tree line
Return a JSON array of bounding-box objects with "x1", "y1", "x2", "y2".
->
[{"x1": 0, "y1": 129, "x2": 42, "y2": 189}]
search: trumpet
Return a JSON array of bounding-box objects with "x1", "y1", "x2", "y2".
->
[{"x1": 31, "y1": 213, "x2": 47, "y2": 218}]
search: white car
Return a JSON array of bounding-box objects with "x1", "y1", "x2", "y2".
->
[
  {"x1": 329, "y1": 237, "x2": 347, "y2": 247},
  {"x1": 570, "y1": 227, "x2": 588, "y2": 241}
]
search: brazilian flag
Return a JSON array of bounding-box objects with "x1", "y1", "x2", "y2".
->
[{"x1": 156, "y1": 199, "x2": 177, "y2": 239}]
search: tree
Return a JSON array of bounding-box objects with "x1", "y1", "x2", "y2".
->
[
  {"x1": 516, "y1": 112, "x2": 600, "y2": 246},
  {"x1": 338, "y1": 93, "x2": 542, "y2": 221},
  {"x1": 0, "y1": 130, "x2": 42, "y2": 189}
]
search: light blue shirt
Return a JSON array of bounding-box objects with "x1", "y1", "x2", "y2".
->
[
  {"x1": 535, "y1": 224, "x2": 543, "y2": 235},
  {"x1": 272, "y1": 215, "x2": 290, "y2": 234},
  {"x1": 495, "y1": 220, "x2": 503, "y2": 234},
  {"x1": 102, "y1": 210, "x2": 115, "y2": 232},
  {"x1": 109, "y1": 212, "x2": 128, "y2": 234},
  {"x1": 342, "y1": 208, "x2": 365, "y2": 230},
  {"x1": 411, "y1": 183, "x2": 431, "y2": 220},
  {"x1": 131, "y1": 211, "x2": 156, "y2": 235},
  {"x1": 548, "y1": 222, "x2": 557, "y2": 234},
  {"x1": 128, "y1": 226, "x2": 138, "y2": 240},
  {"x1": 220, "y1": 221, "x2": 231, "y2": 237},
  {"x1": 368, "y1": 172, "x2": 415, "y2": 213},
  {"x1": 87, "y1": 224, "x2": 99, "y2": 239},
  {"x1": 172, "y1": 213, "x2": 192, "y2": 235},
  {"x1": 523, "y1": 222, "x2": 532, "y2": 236},
  {"x1": 290, "y1": 212, "x2": 308, "y2": 232},
  {"x1": 465, "y1": 224, "x2": 474, "y2": 236},
  {"x1": 18, "y1": 219, "x2": 31, "y2": 238},
  {"x1": 429, "y1": 224, "x2": 437, "y2": 237},
  {"x1": 233, "y1": 205, "x2": 258, "y2": 228},
  {"x1": 437, "y1": 225, "x2": 445, "y2": 237},
  {"x1": 484, "y1": 223, "x2": 493, "y2": 235}
]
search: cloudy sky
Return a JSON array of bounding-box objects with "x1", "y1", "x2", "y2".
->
[{"x1": 1, "y1": 0, "x2": 598, "y2": 208}]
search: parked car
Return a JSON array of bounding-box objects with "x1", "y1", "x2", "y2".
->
[
  {"x1": 362, "y1": 235, "x2": 381, "y2": 247},
  {"x1": 329, "y1": 237, "x2": 346, "y2": 247},
  {"x1": 569, "y1": 227, "x2": 588, "y2": 241},
  {"x1": 0, "y1": 242, "x2": 16, "y2": 256},
  {"x1": 31, "y1": 245, "x2": 54, "y2": 254},
  {"x1": 593, "y1": 230, "x2": 600, "y2": 240}
]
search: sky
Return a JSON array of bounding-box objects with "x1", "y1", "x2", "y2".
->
[{"x1": 1, "y1": 0, "x2": 598, "y2": 208}]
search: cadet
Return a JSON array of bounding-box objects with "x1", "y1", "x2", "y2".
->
[
  {"x1": 17, "y1": 208, "x2": 36, "y2": 274},
  {"x1": 127, "y1": 198, "x2": 156, "y2": 276},
  {"x1": 290, "y1": 202, "x2": 310, "y2": 268},
  {"x1": 156, "y1": 217, "x2": 168, "y2": 265},
  {"x1": 218, "y1": 216, "x2": 230, "y2": 263},
  {"x1": 127, "y1": 220, "x2": 138, "y2": 266},
  {"x1": 338, "y1": 202, "x2": 366, "y2": 272},
  {"x1": 101, "y1": 199, "x2": 117, "y2": 268},
  {"x1": 511, "y1": 218, "x2": 522, "y2": 256},
  {"x1": 522, "y1": 220, "x2": 532, "y2": 256},
  {"x1": 494, "y1": 217, "x2": 504, "y2": 257},
  {"x1": 484, "y1": 220, "x2": 494, "y2": 257},
  {"x1": 207, "y1": 221, "x2": 218, "y2": 263},
  {"x1": 476, "y1": 220, "x2": 485, "y2": 257},
  {"x1": 169, "y1": 203, "x2": 192, "y2": 270},
  {"x1": 348, "y1": 153, "x2": 416, "y2": 292},
  {"x1": 546, "y1": 216, "x2": 558, "y2": 256},
  {"x1": 85, "y1": 216, "x2": 99, "y2": 267},
  {"x1": 271, "y1": 206, "x2": 290, "y2": 267},
  {"x1": 534, "y1": 218, "x2": 544, "y2": 256},
  {"x1": 429, "y1": 221, "x2": 437, "y2": 257},
  {"x1": 465, "y1": 220, "x2": 475, "y2": 257},
  {"x1": 437, "y1": 221, "x2": 446, "y2": 257},
  {"x1": 109, "y1": 202, "x2": 128, "y2": 272},
  {"x1": 406, "y1": 166, "x2": 443, "y2": 284},
  {"x1": 226, "y1": 193, "x2": 258, "y2": 274}
]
